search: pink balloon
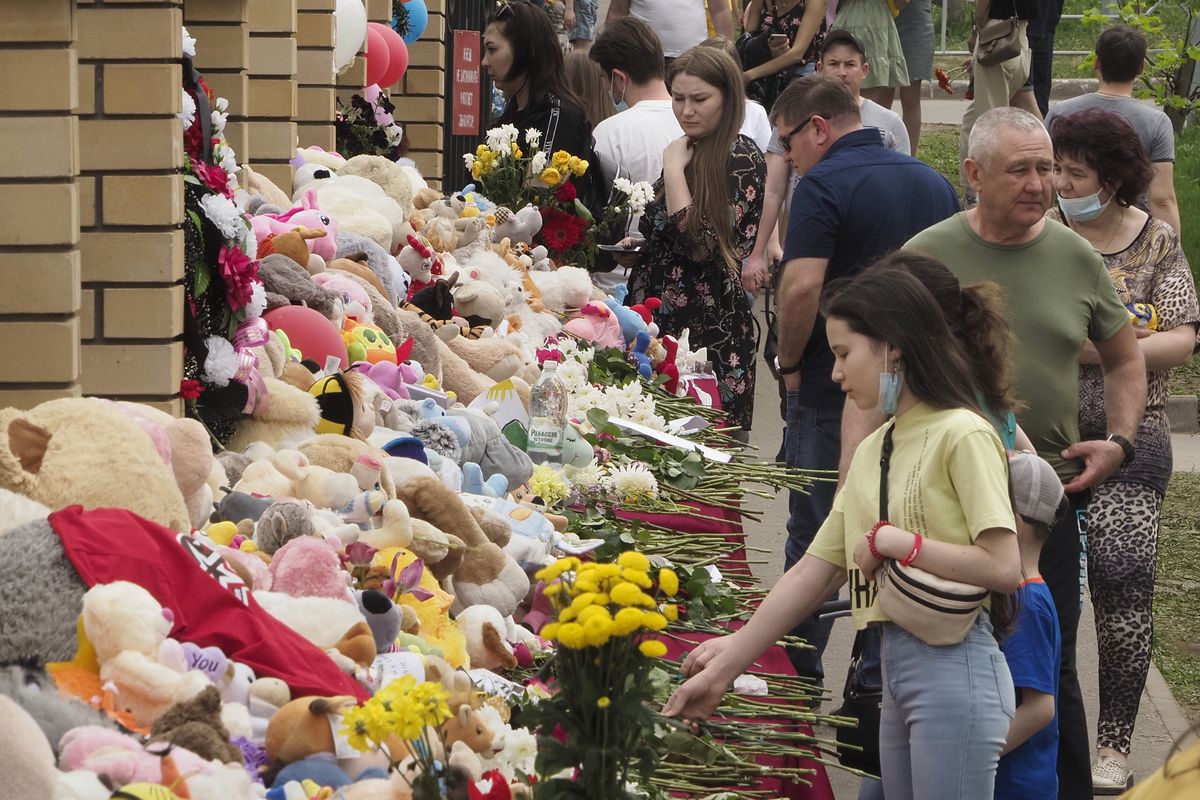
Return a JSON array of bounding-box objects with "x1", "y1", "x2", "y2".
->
[
  {"x1": 364, "y1": 25, "x2": 390, "y2": 88},
  {"x1": 263, "y1": 305, "x2": 349, "y2": 370},
  {"x1": 376, "y1": 24, "x2": 410, "y2": 88}
]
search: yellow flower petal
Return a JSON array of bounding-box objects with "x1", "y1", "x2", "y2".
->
[
  {"x1": 639, "y1": 639, "x2": 668, "y2": 658},
  {"x1": 659, "y1": 568, "x2": 679, "y2": 596},
  {"x1": 617, "y1": 551, "x2": 650, "y2": 572}
]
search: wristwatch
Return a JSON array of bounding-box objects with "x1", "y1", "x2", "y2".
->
[
  {"x1": 1106, "y1": 433, "x2": 1136, "y2": 465},
  {"x1": 773, "y1": 355, "x2": 801, "y2": 375}
]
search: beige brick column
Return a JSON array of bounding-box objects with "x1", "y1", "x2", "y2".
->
[
  {"x1": 0, "y1": 0, "x2": 81, "y2": 409},
  {"x1": 184, "y1": 0, "x2": 250, "y2": 163},
  {"x1": 297, "y1": 0, "x2": 337, "y2": 151},
  {"x1": 245, "y1": 0, "x2": 298, "y2": 193},
  {"x1": 396, "y1": 0, "x2": 447, "y2": 188},
  {"x1": 76, "y1": 0, "x2": 185, "y2": 413}
]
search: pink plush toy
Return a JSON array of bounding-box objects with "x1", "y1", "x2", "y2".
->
[
  {"x1": 268, "y1": 536, "x2": 354, "y2": 603},
  {"x1": 252, "y1": 189, "x2": 339, "y2": 261},
  {"x1": 58, "y1": 726, "x2": 215, "y2": 787},
  {"x1": 563, "y1": 302, "x2": 624, "y2": 349},
  {"x1": 357, "y1": 360, "x2": 422, "y2": 401},
  {"x1": 313, "y1": 271, "x2": 373, "y2": 323}
]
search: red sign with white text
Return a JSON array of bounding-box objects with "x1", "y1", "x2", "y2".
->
[{"x1": 452, "y1": 30, "x2": 481, "y2": 136}]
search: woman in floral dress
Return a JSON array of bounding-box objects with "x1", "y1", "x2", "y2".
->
[{"x1": 623, "y1": 45, "x2": 766, "y2": 433}]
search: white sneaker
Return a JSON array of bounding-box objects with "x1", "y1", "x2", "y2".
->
[{"x1": 1092, "y1": 754, "x2": 1134, "y2": 795}]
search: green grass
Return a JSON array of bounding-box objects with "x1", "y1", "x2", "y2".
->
[
  {"x1": 915, "y1": 123, "x2": 964, "y2": 196},
  {"x1": 1154, "y1": 472, "x2": 1200, "y2": 722}
]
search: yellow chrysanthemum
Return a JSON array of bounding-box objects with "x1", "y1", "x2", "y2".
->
[
  {"x1": 583, "y1": 617, "x2": 612, "y2": 647},
  {"x1": 596, "y1": 696, "x2": 612, "y2": 709},
  {"x1": 609, "y1": 581, "x2": 642, "y2": 607},
  {"x1": 471, "y1": 163, "x2": 482, "y2": 180},
  {"x1": 639, "y1": 639, "x2": 668, "y2": 658},
  {"x1": 541, "y1": 622, "x2": 560, "y2": 641},
  {"x1": 570, "y1": 592, "x2": 599, "y2": 613},
  {"x1": 511, "y1": 143, "x2": 523, "y2": 158},
  {"x1": 572, "y1": 159, "x2": 589, "y2": 176},
  {"x1": 539, "y1": 167, "x2": 562, "y2": 187},
  {"x1": 663, "y1": 603, "x2": 679, "y2": 622},
  {"x1": 658, "y1": 568, "x2": 679, "y2": 596},
  {"x1": 557, "y1": 622, "x2": 586, "y2": 649},
  {"x1": 559, "y1": 607, "x2": 578, "y2": 623},
  {"x1": 577, "y1": 605, "x2": 612, "y2": 625},
  {"x1": 617, "y1": 551, "x2": 651, "y2": 571},
  {"x1": 543, "y1": 582, "x2": 563, "y2": 597},
  {"x1": 622, "y1": 568, "x2": 653, "y2": 588},
  {"x1": 593, "y1": 563, "x2": 621, "y2": 580},
  {"x1": 552, "y1": 150, "x2": 571, "y2": 168},
  {"x1": 613, "y1": 607, "x2": 644, "y2": 635},
  {"x1": 476, "y1": 144, "x2": 489, "y2": 158},
  {"x1": 577, "y1": 562, "x2": 598, "y2": 572},
  {"x1": 574, "y1": 577, "x2": 600, "y2": 593},
  {"x1": 641, "y1": 611, "x2": 668, "y2": 631}
]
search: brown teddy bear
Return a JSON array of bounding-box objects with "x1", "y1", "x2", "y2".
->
[{"x1": 149, "y1": 685, "x2": 243, "y2": 764}]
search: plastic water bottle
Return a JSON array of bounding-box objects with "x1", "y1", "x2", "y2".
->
[{"x1": 527, "y1": 360, "x2": 567, "y2": 465}]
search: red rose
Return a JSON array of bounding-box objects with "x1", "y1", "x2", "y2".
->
[
  {"x1": 554, "y1": 180, "x2": 577, "y2": 203},
  {"x1": 194, "y1": 160, "x2": 230, "y2": 198}
]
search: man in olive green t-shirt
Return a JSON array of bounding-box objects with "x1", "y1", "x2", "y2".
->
[{"x1": 906, "y1": 107, "x2": 1146, "y2": 800}]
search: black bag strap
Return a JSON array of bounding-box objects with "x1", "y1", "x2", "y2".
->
[{"x1": 879, "y1": 422, "x2": 895, "y2": 523}]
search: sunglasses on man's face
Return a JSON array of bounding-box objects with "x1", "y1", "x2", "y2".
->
[{"x1": 780, "y1": 114, "x2": 830, "y2": 153}]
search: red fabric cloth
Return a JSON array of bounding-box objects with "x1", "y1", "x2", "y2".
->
[
  {"x1": 50, "y1": 505, "x2": 369, "y2": 702},
  {"x1": 634, "y1": 503, "x2": 835, "y2": 800}
]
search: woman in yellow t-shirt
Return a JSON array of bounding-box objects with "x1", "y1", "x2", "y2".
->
[{"x1": 664, "y1": 266, "x2": 1022, "y2": 799}]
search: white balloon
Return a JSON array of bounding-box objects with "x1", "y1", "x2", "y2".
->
[{"x1": 334, "y1": 0, "x2": 368, "y2": 70}]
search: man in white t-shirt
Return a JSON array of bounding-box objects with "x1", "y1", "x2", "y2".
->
[
  {"x1": 589, "y1": 17, "x2": 683, "y2": 188},
  {"x1": 588, "y1": 16, "x2": 684, "y2": 292},
  {"x1": 606, "y1": 0, "x2": 732, "y2": 60}
]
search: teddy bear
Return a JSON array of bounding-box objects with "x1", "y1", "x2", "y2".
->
[
  {"x1": 389, "y1": 460, "x2": 530, "y2": 618},
  {"x1": 446, "y1": 407, "x2": 534, "y2": 490},
  {"x1": 236, "y1": 449, "x2": 359, "y2": 511},
  {"x1": 335, "y1": 232, "x2": 408, "y2": 307},
  {"x1": 224, "y1": 377, "x2": 323, "y2": 454},
  {"x1": 453, "y1": 280, "x2": 507, "y2": 332},
  {"x1": 528, "y1": 266, "x2": 598, "y2": 314},
  {"x1": 82, "y1": 581, "x2": 213, "y2": 728},
  {"x1": 257, "y1": 226, "x2": 328, "y2": 275},
  {"x1": 0, "y1": 398, "x2": 192, "y2": 530},
  {"x1": 257, "y1": 253, "x2": 344, "y2": 321},
  {"x1": 493, "y1": 205, "x2": 542, "y2": 245},
  {"x1": 340, "y1": 154, "x2": 415, "y2": 216},
  {"x1": 148, "y1": 685, "x2": 243, "y2": 764},
  {"x1": 454, "y1": 605, "x2": 517, "y2": 671},
  {"x1": 311, "y1": 175, "x2": 406, "y2": 253}
]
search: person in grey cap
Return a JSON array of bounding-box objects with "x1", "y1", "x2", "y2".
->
[{"x1": 997, "y1": 450, "x2": 1068, "y2": 800}]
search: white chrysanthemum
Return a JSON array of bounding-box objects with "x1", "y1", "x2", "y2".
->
[
  {"x1": 563, "y1": 460, "x2": 603, "y2": 490},
  {"x1": 485, "y1": 123, "x2": 519, "y2": 152},
  {"x1": 606, "y1": 462, "x2": 658, "y2": 502},
  {"x1": 216, "y1": 142, "x2": 239, "y2": 177},
  {"x1": 524, "y1": 127, "x2": 542, "y2": 149},
  {"x1": 495, "y1": 727, "x2": 537, "y2": 779},
  {"x1": 203, "y1": 336, "x2": 237, "y2": 386},
  {"x1": 214, "y1": 97, "x2": 229, "y2": 113},
  {"x1": 530, "y1": 150, "x2": 548, "y2": 174},
  {"x1": 199, "y1": 194, "x2": 246, "y2": 242},
  {"x1": 211, "y1": 106, "x2": 228, "y2": 134},
  {"x1": 463, "y1": 152, "x2": 476, "y2": 169},
  {"x1": 177, "y1": 89, "x2": 196, "y2": 129},
  {"x1": 182, "y1": 26, "x2": 196, "y2": 58},
  {"x1": 612, "y1": 177, "x2": 633, "y2": 196},
  {"x1": 556, "y1": 359, "x2": 588, "y2": 390},
  {"x1": 245, "y1": 280, "x2": 267, "y2": 318},
  {"x1": 629, "y1": 181, "x2": 655, "y2": 214}
]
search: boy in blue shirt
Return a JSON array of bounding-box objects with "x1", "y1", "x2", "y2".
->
[{"x1": 997, "y1": 451, "x2": 1068, "y2": 799}]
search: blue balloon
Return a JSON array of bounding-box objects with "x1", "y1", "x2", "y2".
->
[{"x1": 393, "y1": 0, "x2": 429, "y2": 46}]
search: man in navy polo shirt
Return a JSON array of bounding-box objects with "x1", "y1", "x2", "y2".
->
[{"x1": 770, "y1": 76, "x2": 959, "y2": 683}]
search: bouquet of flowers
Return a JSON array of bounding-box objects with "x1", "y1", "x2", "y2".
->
[
  {"x1": 466, "y1": 125, "x2": 597, "y2": 269},
  {"x1": 337, "y1": 85, "x2": 406, "y2": 160},
  {"x1": 595, "y1": 176, "x2": 656, "y2": 248},
  {"x1": 530, "y1": 552, "x2": 680, "y2": 799}
]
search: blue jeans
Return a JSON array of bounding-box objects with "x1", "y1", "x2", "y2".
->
[
  {"x1": 878, "y1": 615, "x2": 1015, "y2": 800},
  {"x1": 783, "y1": 394, "x2": 842, "y2": 682}
]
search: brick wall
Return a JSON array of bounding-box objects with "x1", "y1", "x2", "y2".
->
[
  {"x1": 296, "y1": 0, "x2": 337, "y2": 152},
  {"x1": 246, "y1": 0, "x2": 298, "y2": 193},
  {"x1": 75, "y1": 0, "x2": 185, "y2": 415},
  {"x1": 394, "y1": 0, "x2": 447, "y2": 187},
  {"x1": 0, "y1": 0, "x2": 82, "y2": 409}
]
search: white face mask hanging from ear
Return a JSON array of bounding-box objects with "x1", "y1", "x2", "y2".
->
[
  {"x1": 610, "y1": 71, "x2": 629, "y2": 112},
  {"x1": 878, "y1": 349, "x2": 904, "y2": 416}
]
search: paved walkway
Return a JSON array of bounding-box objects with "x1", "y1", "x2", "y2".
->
[{"x1": 742, "y1": 296, "x2": 1197, "y2": 795}]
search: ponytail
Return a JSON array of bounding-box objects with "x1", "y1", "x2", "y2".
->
[{"x1": 958, "y1": 281, "x2": 1022, "y2": 419}]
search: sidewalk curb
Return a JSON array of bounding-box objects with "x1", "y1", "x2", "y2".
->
[
  {"x1": 1144, "y1": 662, "x2": 1196, "y2": 747},
  {"x1": 1168, "y1": 395, "x2": 1199, "y2": 434}
]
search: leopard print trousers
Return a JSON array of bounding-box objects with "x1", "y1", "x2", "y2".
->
[{"x1": 1087, "y1": 479, "x2": 1163, "y2": 755}]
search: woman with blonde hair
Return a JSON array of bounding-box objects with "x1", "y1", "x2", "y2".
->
[
  {"x1": 564, "y1": 50, "x2": 616, "y2": 131},
  {"x1": 619, "y1": 45, "x2": 766, "y2": 434}
]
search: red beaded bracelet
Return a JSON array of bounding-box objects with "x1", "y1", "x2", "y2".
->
[
  {"x1": 901, "y1": 533, "x2": 923, "y2": 567},
  {"x1": 866, "y1": 520, "x2": 888, "y2": 561}
]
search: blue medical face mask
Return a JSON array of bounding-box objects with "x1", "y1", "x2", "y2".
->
[
  {"x1": 878, "y1": 352, "x2": 903, "y2": 416},
  {"x1": 610, "y1": 72, "x2": 629, "y2": 112},
  {"x1": 1059, "y1": 189, "x2": 1111, "y2": 223}
]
